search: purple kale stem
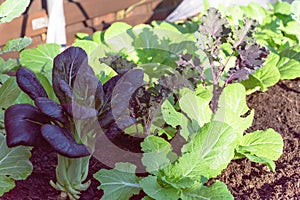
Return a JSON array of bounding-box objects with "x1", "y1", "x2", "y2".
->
[
  {"x1": 209, "y1": 60, "x2": 219, "y2": 114},
  {"x1": 134, "y1": 96, "x2": 142, "y2": 135}
]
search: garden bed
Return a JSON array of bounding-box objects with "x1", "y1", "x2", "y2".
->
[{"x1": 2, "y1": 78, "x2": 299, "y2": 200}]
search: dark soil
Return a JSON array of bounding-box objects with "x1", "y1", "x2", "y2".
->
[{"x1": 1, "y1": 79, "x2": 299, "y2": 200}]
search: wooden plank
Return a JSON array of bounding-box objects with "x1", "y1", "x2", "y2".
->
[
  {"x1": 119, "y1": 13, "x2": 154, "y2": 26},
  {"x1": 63, "y1": 0, "x2": 140, "y2": 25},
  {"x1": 0, "y1": 0, "x2": 43, "y2": 13},
  {"x1": 0, "y1": 10, "x2": 48, "y2": 46},
  {"x1": 66, "y1": 22, "x2": 94, "y2": 45},
  {"x1": 125, "y1": 2, "x2": 151, "y2": 18},
  {"x1": 27, "y1": 0, "x2": 43, "y2": 14}
]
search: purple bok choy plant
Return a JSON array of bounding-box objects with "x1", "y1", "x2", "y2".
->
[{"x1": 4, "y1": 47, "x2": 108, "y2": 199}]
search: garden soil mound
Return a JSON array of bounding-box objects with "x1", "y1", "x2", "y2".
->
[{"x1": 2, "y1": 79, "x2": 299, "y2": 200}]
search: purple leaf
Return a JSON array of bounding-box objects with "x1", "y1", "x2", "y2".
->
[
  {"x1": 53, "y1": 47, "x2": 105, "y2": 114},
  {"x1": 95, "y1": 81, "x2": 105, "y2": 112},
  {"x1": 98, "y1": 70, "x2": 143, "y2": 130},
  {"x1": 199, "y1": 8, "x2": 230, "y2": 38},
  {"x1": 34, "y1": 97, "x2": 68, "y2": 123},
  {"x1": 227, "y1": 43, "x2": 269, "y2": 83},
  {"x1": 41, "y1": 124, "x2": 90, "y2": 158},
  {"x1": 99, "y1": 72, "x2": 125, "y2": 115},
  {"x1": 59, "y1": 80, "x2": 73, "y2": 102},
  {"x1": 73, "y1": 61, "x2": 104, "y2": 111},
  {"x1": 62, "y1": 102, "x2": 97, "y2": 120},
  {"x1": 5, "y1": 104, "x2": 50, "y2": 147},
  {"x1": 103, "y1": 72, "x2": 125, "y2": 99},
  {"x1": 16, "y1": 67, "x2": 48, "y2": 100},
  {"x1": 110, "y1": 69, "x2": 144, "y2": 130},
  {"x1": 52, "y1": 47, "x2": 88, "y2": 104},
  {"x1": 104, "y1": 123, "x2": 143, "y2": 153},
  {"x1": 98, "y1": 109, "x2": 114, "y2": 129}
]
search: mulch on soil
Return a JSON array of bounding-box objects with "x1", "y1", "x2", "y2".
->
[{"x1": 2, "y1": 79, "x2": 299, "y2": 200}]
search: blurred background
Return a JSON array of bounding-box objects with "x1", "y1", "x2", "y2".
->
[{"x1": 0, "y1": 0, "x2": 296, "y2": 59}]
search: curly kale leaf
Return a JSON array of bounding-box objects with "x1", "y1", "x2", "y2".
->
[{"x1": 227, "y1": 43, "x2": 269, "y2": 82}]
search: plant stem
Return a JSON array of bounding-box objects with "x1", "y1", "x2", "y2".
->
[
  {"x1": 209, "y1": 59, "x2": 219, "y2": 114},
  {"x1": 51, "y1": 155, "x2": 91, "y2": 200}
]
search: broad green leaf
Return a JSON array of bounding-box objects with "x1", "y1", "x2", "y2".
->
[
  {"x1": 161, "y1": 99, "x2": 190, "y2": 140},
  {"x1": 94, "y1": 162, "x2": 141, "y2": 200},
  {"x1": 274, "y1": 1, "x2": 291, "y2": 15},
  {"x1": 282, "y1": 21, "x2": 300, "y2": 39},
  {"x1": 180, "y1": 121, "x2": 237, "y2": 178},
  {"x1": 0, "y1": 77, "x2": 21, "y2": 108},
  {"x1": 141, "y1": 136, "x2": 177, "y2": 174},
  {"x1": 161, "y1": 152, "x2": 208, "y2": 189},
  {"x1": 241, "y1": 52, "x2": 281, "y2": 92},
  {"x1": 0, "y1": 0, "x2": 30, "y2": 23},
  {"x1": 214, "y1": 84, "x2": 254, "y2": 140},
  {"x1": 72, "y1": 40, "x2": 110, "y2": 75},
  {"x1": 141, "y1": 196, "x2": 153, "y2": 200},
  {"x1": 139, "y1": 176, "x2": 180, "y2": 200},
  {"x1": 240, "y1": 153, "x2": 276, "y2": 172},
  {"x1": 12, "y1": 91, "x2": 33, "y2": 105},
  {"x1": 151, "y1": 21, "x2": 180, "y2": 34},
  {"x1": 20, "y1": 43, "x2": 61, "y2": 73},
  {"x1": 276, "y1": 45, "x2": 300, "y2": 80},
  {"x1": 0, "y1": 131, "x2": 33, "y2": 196},
  {"x1": 157, "y1": 126, "x2": 177, "y2": 140},
  {"x1": 88, "y1": 44, "x2": 114, "y2": 75},
  {"x1": 195, "y1": 84, "x2": 212, "y2": 102},
  {"x1": 237, "y1": 129, "x2": 284, "y2": 161},
  {"x1": 92, "y1": 31, "x2": 105, "y2": 44},
  {"x1": 240, "y1": 3, "x2": 267, "y2": 24},
  {"x1": 226, "y1": 5, "x2": 244, "y2": 25},
  {"x1": 216, "y1": 83, "x2": 248, "y2": 115},
  {"x1": 181, "y1": 181, "x2": 234, "y2": 200},
  {"x1": 161, "y1": 98, "x2": 184, "y2": 127},
  {"x1": 0, "y1": 176, "x2": 15, "y2": 196},
  {"x1": 152, "y1": 25, "x2": 195, "y2": 55},
  {"x1": 291, "y1": 0, "x2": 300, "y2": 23},
  {"x1": 0, "y1": 74, "x2": 9, "y2": 83},
  {"x1": 161, "y1": 122, "x2": 237, "y2": 188},
  {"x1": 133, "y1": 24, "x2": 159, "y2": 50},
  {"x1": 75, "y1": 32, "x2": 92, "y2": 40},
  {"x1": 104, "y1": 22, "x2": 134, "y2": 52},
  {"x1": 0, "y1": 58, "x2": 19, "y2": 74},
  {"x1": 179, "y1": 92, "x2": 212, "y2": 127},
  {"x1": 73, "y1": 40, "x2": 98, "y2": 57},
  {"x1": 1, "y1": 37, "x2": 32, "y2": 54}
]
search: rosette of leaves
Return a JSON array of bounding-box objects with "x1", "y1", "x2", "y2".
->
[
  {"x1": 4, "y1": 47, "x2": 146, "y2": 199},
  {"x1": 5, "y1": 48, "x2": 95, "y2": 158},
  {"x1": 4, "y1": 47, "x2": 96, "y2": 199}
]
